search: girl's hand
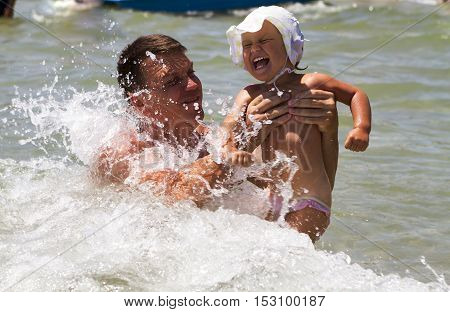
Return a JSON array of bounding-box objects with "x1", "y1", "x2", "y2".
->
[
  {"x1": 344, "y1": 127, "x2": 369, "y2": 152},
  {"x1": 220, "y1": 146, "x2": 255, "y2": 167},
  {"x1": 229, "y1": 150, "x2": 255, "y2": 167}
]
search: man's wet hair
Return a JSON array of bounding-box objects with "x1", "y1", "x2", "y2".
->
[{"x1": 117, "y1": 34, "x2": 187, "y2": 98}]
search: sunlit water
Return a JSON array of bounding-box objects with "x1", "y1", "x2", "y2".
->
[{"x1": 0, "y1": 0, "x2": 449, "y2": 291}]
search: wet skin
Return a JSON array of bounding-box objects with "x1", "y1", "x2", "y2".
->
[
  {"x1": 241, "y1": 21, "x2": 292, "y2": 82},
  {"x1": 129, "y1": 51, "x2": 204, "y2": 146}
]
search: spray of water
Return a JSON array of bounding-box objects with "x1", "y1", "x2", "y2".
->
[{"x1": 0, "y1": 78, "x2": 447, "y2": 291}]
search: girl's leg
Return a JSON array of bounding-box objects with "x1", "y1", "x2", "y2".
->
[{"x1": 285, "y1": 205, "x2": 330, "y2": 243}]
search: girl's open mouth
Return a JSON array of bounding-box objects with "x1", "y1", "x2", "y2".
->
[{"x1": 253, "y1": 57, "x2": 270, "y2": 71}]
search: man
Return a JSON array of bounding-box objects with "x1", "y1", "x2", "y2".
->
[
  {"x1": 0, "y1": 0, "x2": 16, "y2": 18},
  {"x1": 93, "y1": 34, "x2": 339, "y2": 241}
]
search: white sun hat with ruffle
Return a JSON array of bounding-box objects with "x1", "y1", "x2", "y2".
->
[{"x1": 226, "y1": 6, "x2": 305, "y2": 69}]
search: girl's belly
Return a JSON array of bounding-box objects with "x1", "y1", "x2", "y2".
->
[{"x1": 263, "y1": 122, "x2": 332, "y2": 206}]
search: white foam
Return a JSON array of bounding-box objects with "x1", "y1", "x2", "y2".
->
[
  {"x1": 1, "y1": 83, "x2": 447, "y2": 291},
  {"x1": 402, "y1": 0, "x2": 441, "y2": 5},
  {"x1": 0, "y1": 158, "x2": 444, "y2": 291}
]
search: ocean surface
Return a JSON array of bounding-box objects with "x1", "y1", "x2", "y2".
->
[{"x1": 0, "y1": 0, "x2": 449, "y2": 291}]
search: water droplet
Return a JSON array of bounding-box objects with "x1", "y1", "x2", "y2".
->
[
  {"x1": 145, "y1": 51, "x2": 157, "y2": 61},
  {"x1": 345, "y1": 255, "x2": 351, "y2": 264},
  {"x1": 108, "y1": 21, "x2": 116, "y2": 30}
]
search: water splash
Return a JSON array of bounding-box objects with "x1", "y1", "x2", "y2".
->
[
  {"x1": 11, "y1": 81, "x2": 126, "y2": 164},
  {"x1": 0, "y1": 83, "x2": 447, "y2": 291},
  {"x1": 420, "y1": 256, "x2": 449, "y2": 288},
  {"x1": 402, "y1": 0, "x2": 442, "y2": 5},
  {"x1": 31, "y1": 0, "x2": 102, "y2": 22}
]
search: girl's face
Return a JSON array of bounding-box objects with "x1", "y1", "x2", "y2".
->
[{"x1": 241, "y1": 20, "x2": 292, "y2": 82}]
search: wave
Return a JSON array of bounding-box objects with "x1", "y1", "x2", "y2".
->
[
  {"x1": 231, "y1": 1, "x2": 353, "y2": 21},
  {"x1": 0, "y1": 82, "x2": 447, "y2": 291}
]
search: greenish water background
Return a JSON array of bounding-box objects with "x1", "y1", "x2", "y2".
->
[{"x1": 0, "y1": 0, "x2": 449, "y2": 290}]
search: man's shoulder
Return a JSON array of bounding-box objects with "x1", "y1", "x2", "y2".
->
[
  {"x1": 92, "y1": 128, "x2": 155, "y2": 183},
  {"x1": 96, "y1": 127, "x2": 153, "y2": 160},
  {"x1": 100, "y1": 130, "x2": 137, "y2": 151}
]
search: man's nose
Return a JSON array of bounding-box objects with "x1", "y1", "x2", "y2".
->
[{"x1": 186, "y1": 77, "x2": 199, "y2": 91}]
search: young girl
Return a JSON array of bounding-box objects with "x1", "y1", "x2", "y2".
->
[{"x1": 223, "y1": 6, "x2": 372, "y2": 242}]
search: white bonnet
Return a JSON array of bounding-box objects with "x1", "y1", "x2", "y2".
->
[{"x1": 226, "y1": 6, "x2": 305, "y2": 68}]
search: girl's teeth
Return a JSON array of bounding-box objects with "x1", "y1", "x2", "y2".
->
[{"x1": 253, "y1": 57, "x2": 269, "y2": 70}]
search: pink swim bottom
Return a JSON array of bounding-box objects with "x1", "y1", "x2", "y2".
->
[{"x1": 268, "y1": 193, "x2": 331, "y2": 220}]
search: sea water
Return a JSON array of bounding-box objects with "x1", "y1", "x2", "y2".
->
[{"x1": 0, "y1": 0, "x2": 449, "y2": 291}]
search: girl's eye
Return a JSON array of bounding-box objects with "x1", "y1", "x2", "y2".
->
[
  {"x1": 243, "y1": 43, "x2": 252, "y2": 49},
  {"x1": 261, "y1": 39, "x2": 271, "y2": 44}
]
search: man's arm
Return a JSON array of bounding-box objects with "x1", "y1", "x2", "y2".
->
[
  {"x1": 93, "y1": 140, "x2": 230, "y2": 206},
  {"x1": 92, "y1": 129, "x2": 154, "y2": 183},
  {"x1": 140, "y1": 155, "x2": 230, "y2": 206}
]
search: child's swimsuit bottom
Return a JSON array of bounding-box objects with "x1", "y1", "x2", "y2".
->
[{"x1": 269, "y1": 193, "x2": 331, "y2": 221}]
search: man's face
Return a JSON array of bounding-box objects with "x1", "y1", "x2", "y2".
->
[{"x1": 135, "y1": 51, "x2": 204, "y2": 128}]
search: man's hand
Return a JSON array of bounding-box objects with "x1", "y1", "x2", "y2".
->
[
  {"x1": 245, "y1": 91, "x2": 292, "y2": 149},
  {"x1": 287, "y1": 89, "x2": 338, "y2": 134},
  {"x1": 345, "y1": 127, "x2": 369, "y2": 152}
]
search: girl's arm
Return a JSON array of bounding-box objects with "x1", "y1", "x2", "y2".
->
[
  {"x1": 221, "y1": 89, "x2": 255, "y2": 166},
  {"x1": 307, "y1": 73, "x2": 372, "y2": 152},
  {"x1": 222, "y1": 89, "x2": 251, "y2": 151}
]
